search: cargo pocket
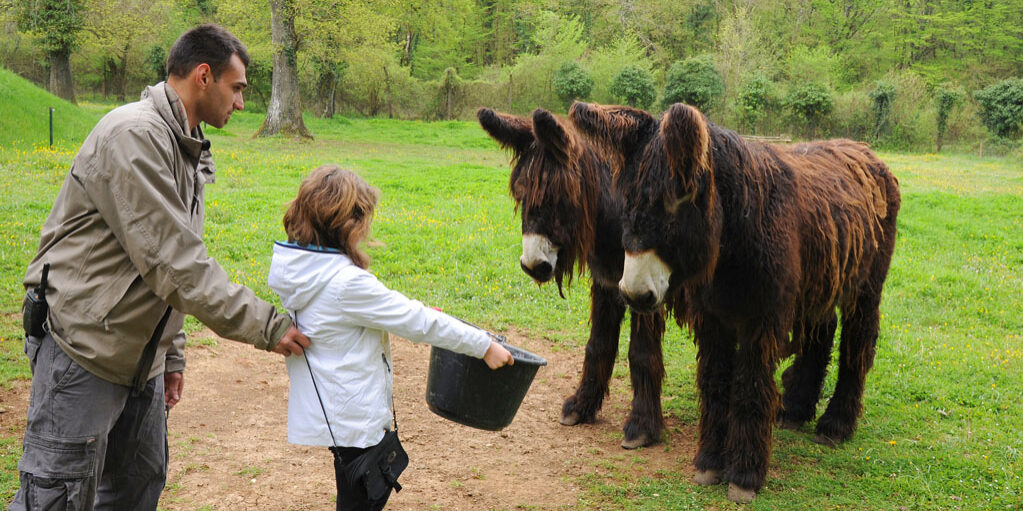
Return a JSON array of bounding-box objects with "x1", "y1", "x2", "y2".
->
[
  {"x1": 18, "y1": 432, "x2": 96, "y2": 510},
  {"x1": 24, "y1": 335, "x2": 42, "y2": 371}
]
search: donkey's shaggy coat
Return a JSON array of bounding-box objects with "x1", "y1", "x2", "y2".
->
[
  {"x1": 571, "y1": 102, "x2": 900, "y2": 502},
  {"x1": 478, "y1": 107, "x2": 667, "y2": 448}
]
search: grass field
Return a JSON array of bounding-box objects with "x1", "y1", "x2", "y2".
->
[{"x1": 1, "y1": 76, "x2": 1021, "y2": 509}]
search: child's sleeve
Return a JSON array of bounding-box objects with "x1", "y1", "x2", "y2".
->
[{"x1": 335, "y1": 270, "x2": 491, "y2": 358}]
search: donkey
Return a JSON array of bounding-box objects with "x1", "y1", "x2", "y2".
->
[
  {"x1": 570, "y1": 102, "x2": 900, "y2": 502},
  {"x1": 477, "y1": 107, "x2": 667, "y2": 449}
]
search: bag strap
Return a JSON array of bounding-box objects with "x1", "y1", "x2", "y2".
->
[
  {"x1": 131, "y1": 306, "x2": 172, "y2": 396},
  {"x1": 296, "y1": 312, "x2": 340, "y2": 448},
  {"x1": 304, "y1": 345, "x2": 340, "y2": 448},
  {"x1": 296, "y1": 313, "x2": 399, "y2": 448}
]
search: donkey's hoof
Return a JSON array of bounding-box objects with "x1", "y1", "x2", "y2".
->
[
  {"x1": 813, "y1": 433, "x2": 841, "y2": 447},
  {"x1": 727, "y1": 483, "x2": 757, "y2": 503},
  {"x1": 777, "y1": 418, "x2": 804, "y2": 430},
  {"x1": 621, "y1": 433, "x2": 653, "y2": 450},
  {"x1": 693, "y1": 469, "x2": 722, "y2": 486},
  {"x1": 559, "y1": 411, "x2": 581, "y2": 426}
]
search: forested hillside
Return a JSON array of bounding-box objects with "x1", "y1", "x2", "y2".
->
[{"x1": 2, "y1": 0, "x2": 1021, "y2": 152}]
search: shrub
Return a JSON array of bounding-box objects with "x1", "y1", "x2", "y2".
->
[
  {"x1": 828, "y1": 88, "x2": 872, "y2": 141},
  {"x1": 609, "y1": 65, "x2": 656, "y2": 109},
  {"x1": 973, "y1": 78, "x2": 1023, "y2": 139},
  {"x1": 935, "y1": 85, "x2": 965, "y2": 151},
  {"x1": 553, "y1": 61, "x2": 593, "y2": 111},
  {"x1": 785, "y1": 82, "x2": 833, "y2": 138},
  {"x1": 868, "y1": 80, "x2": 896, "y2": 141},
  {"x1": 737, "y1": 73, "x2": 773, "y2": 134},
  {"x1": 661, "y1": 55, "x2": 723, "y2": 111}
]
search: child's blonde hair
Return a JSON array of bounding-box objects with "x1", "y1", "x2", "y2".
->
[{"x1": 283, "y1": 165, "x2": 380, "y2": 269}]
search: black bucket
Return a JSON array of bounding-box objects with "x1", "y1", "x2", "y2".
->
[{"x1": 425, "y1": 343, "x2": 547, "y2": 431}]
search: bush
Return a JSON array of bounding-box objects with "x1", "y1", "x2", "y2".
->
[
  {"x1": 737, "y1": 73, "x2": 773, "y2": 134},
  {"x1": 553, "y1": 61, "x2": 593, "y2": 111},
  {"x1": 661, "y1": 55, "x2": 723, "y2": 111},
  {"x1": 585, "y1": 36, "x2": 651, "y2": 105},
  {"x1": 828, "y1": 88, "x2": 872, "y2": 141},
  {"x1": 868, "y1": 80, "x2": 896, "y2": 141},
  {"x1": 973, "y1": 78, "x2": 1023, "y2": 139},
  {"x1": 609, "y1": 65, "x2": 656, "y2": 109},
  {"x1": 785, "y1": 82, "x2": 833, "y2": 138},
  {"x1": 935, "y1": 85, "x2": 965, "y2": 151}
]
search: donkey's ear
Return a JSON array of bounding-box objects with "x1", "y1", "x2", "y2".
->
[
  {"x1": 569, "y1": 102, "x2": 655, "y2": 153},
  {"x1": 532, "y1": 108, "x2": 575, "y2": 164},
  {"x1": 477, "y1": 107, "x2": 534, "y2": 153},
  {"x1": 661, "y1": 103, "x2": 711, "y2": 180}
]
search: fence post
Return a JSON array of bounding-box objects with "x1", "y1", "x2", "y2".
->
[{"x1": 49, "y1": 107, "x2": 55, "y2": 148}]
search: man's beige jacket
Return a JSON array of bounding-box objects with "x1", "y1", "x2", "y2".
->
[{"x1": 24, "y1": 82, "x2": 291, "y2": 386}]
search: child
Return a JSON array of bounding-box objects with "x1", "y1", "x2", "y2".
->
[{"x1": 268, "y1": 164, "x2": 514, "y2": 511}]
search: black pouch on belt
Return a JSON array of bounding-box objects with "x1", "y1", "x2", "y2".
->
[{"x1": 23, "y1": 263, "x2": 50, "y2": 338}]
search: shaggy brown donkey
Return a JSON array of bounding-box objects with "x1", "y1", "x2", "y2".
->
[
  {"x1": 570, "y1": 102, "x2": 900, "y2": 502},
  {"x1": 477, "y1": 107, "x2": 667, "y2": 448}
]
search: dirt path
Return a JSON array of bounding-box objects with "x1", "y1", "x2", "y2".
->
[{"x1": 2, "y1": 331, "x2": 696, "y2": 510}]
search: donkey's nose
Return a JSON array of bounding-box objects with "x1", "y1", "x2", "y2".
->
[{"x1": 521, "y1": 261, "x2": 553, "y2": 283}]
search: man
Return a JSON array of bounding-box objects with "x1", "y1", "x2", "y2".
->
[{"x1": 11, "y1": 24, "x2": 309, "y2": 511}]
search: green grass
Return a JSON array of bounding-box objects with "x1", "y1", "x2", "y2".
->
[{"x1": 0, "y1": 90, "x2": 1021, "y2": 509}]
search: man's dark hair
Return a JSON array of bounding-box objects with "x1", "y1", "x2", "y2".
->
[{"x1": 165, "y1": 24, "x2": 250, "y2": 80}]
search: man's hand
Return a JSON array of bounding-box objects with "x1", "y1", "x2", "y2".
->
[
  {"x1": 272, "y1": 325, "x2": 310, "y2": 356},
  {"x1": 165, "y1": 371, "x2": 184, "y2": 411}
]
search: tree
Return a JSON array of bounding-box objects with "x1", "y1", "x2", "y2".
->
[
  {"x1": 786, "y1": 82, "x2": 833, "y2": 139},
  {"x1": 259, "y1": 0, "x2": 394, "y2": 119},
  {"x1": 609, "y1": 65, "x2": 656, "y2": 109},
  {"x1": 934, "y1": 85, "x2": 964, "y2": 152},
  {"x1": 439, "y1": 67, "x2": 461, "y2": 120},
  {"x1": 553, "y1": 61, "x2": 592, "y2": 110},
  {"x1": 661, "y1": 55, "x2": 723, "y2": 111},
  {"x1": 257, "y1": 0, "x2": 311, "y2": 138},
  {"x1": 15, "y1": 0, "x2": 85, "y2": 103},
  {"x1": 146, "y1": 45, "x2": 167, "y2": 85},
  {"x1": 868, "y1": 80, "x2": 896, "y2": 142},
  {"x1": 738, "y1": 74, "x2": 773, "y2": 134},
  {"x1": 82, "y1": 0, "x2": 172, "y2": 102},
  {"x1": 973, "y1": 78, "x2": 1023, "y2": 140}
]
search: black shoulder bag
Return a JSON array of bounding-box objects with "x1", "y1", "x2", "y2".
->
[{"x1": 303, "y1": 338, "x2": 408, "y2": 502}]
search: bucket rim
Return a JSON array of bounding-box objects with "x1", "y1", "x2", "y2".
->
[{"x1": 503, "y1": 343, "x2": 547, "y2": 367}]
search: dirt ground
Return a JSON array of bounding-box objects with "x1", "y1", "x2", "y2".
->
[{"x1": 1, "y1": 331, "x2": 697, "y2": 510}]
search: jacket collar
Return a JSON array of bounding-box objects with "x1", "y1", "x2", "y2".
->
[
  {"x1": 275, "y1": 241, "x2": 344, "y2": 254},
  {"x1": 142, "y1": 82, "x2": 216, "y2": 182}
]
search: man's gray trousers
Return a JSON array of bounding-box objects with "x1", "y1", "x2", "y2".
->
[{"x1": 9, "y1": 333, "x2": 167, "y2": 511}]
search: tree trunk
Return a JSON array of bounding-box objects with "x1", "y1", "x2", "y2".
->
[
  {"x1": 257, "y1": 0, "x2": 311, "y2": 138},
  {"x1": 117, "y1": 45, "x2": 129, "y2": 103},
  {"x1": 383, "y1": 66, "x2": 393, "y2": 119},
  {"x1": 48, "y1": 48, "x2": 76, "y2": 104},
  {"x1": 318, "y1": 70, "x2": 337, "y2": 118},
  {"x1": 507, "y1": 72, "x2": 513, "y2": 112}
]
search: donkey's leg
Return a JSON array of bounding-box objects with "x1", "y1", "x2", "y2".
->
[
  {"x1": 691, "y1": 316, "x2": 736, "y2": 487},
  {"x1": 778, "y1": 312, "x2": 838, "y2": 430},
  {"x1": 621, "y1": 308, "x2": 667, "y2": 449},
  {"x1": 814, "y1": 294, "x2": 880, "y2": 446},
  {"x1": 725, "y1": 322, "x2": 782, "y2": 503},
  {"x1": 561, "y1": 284, "x2": 626, "y2": 426}
]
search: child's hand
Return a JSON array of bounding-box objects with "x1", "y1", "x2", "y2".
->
[{"x1": 483, "y1": 341, "x2": 514, "y2": 369}]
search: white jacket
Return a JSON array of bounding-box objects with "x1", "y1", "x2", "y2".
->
[{"x1": 268, "y1": 242, "x2": 491, "y2": 448}]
